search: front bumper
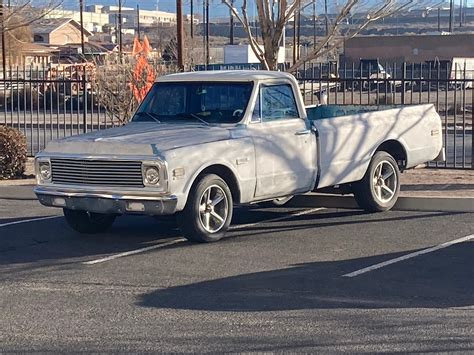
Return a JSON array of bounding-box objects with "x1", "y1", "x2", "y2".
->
[{"x1": 34, "y1": 186, "x2": 178, "y2": 215}]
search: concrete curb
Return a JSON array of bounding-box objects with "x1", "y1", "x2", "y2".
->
[
  {"x1": 288, "y1": 194, "x2": 474, "y2": 213},
  {"x1": 0, "y1": 185, "x2": 36, "y2": 200}
]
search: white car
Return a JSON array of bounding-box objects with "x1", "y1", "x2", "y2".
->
[{"x1": 34, "y1": 70, "x2": 445, "y2": 242}]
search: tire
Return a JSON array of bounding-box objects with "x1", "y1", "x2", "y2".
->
[
  {"x1": 352, "y1": 151, "x2": 400, "y2": 212},
  {"x1": 177, "y1": 174, "x2": 233, "y2": 243},
  {"x1": 63, "y1": 208, "x2": 116, "y2": 234},
  {"x1": 259, "y1": 195, "x2": 294, "y2": 207}
]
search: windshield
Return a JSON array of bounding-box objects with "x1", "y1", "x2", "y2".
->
[{"x1": 132, "y1": 81, "x2": 253, "y2": 124}]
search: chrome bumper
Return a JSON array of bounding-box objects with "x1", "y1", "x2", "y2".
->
[{"x1": 34, "y1": 186, "x2": 178, "y2": 215}]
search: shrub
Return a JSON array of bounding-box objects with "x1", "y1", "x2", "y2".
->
[{"x1": 0, "y1": 125, "x2": 27, "y2": 179}]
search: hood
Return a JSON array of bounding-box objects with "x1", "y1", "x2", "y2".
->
[{"x1": 42, "y1": 123, "x2": 232, "y2": 156}]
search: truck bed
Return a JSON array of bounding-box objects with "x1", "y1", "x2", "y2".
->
[{"x1": 305, "y1": 104, "x2": 443, "y2": 189}]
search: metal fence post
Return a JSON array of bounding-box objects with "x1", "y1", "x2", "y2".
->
[{"x1": 401, "y1": 62, "x2": 406, "y2": 105}]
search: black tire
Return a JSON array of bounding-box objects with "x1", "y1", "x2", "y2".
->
[
  {"x1": 63, "y1": 208, "x2": 116, "y2": 234},
  {"x1": 352, "y1": 151, "x2": 400, "y2": 212},
  {"x1": 177, "y1": 174, "x2": 233, "y2": 243},
  {"x1": 259, "y1": 195, "x2": 294, "y2": 207}
]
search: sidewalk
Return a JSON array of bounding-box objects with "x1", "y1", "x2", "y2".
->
[{"x1": 400, "y1": 168, "x2": 474, "y2": 198}]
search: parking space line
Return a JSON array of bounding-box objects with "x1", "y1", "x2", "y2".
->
[
  {"x1": 83, "y1": 238, "x2": 188, "y2": 265},
  {"x1": 84, "y1": 207, "x2": 325, "y2": 265},
  {"x1": 231, "y1": 207, "x2": 325, "y2": 230},
  {"x1": 342, "y1": 234, "x2": 474, "y2": 278},
  {"x1": 0, "y1": 215, "x2": 60, "y2": 228}
]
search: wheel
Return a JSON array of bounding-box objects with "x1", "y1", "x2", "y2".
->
[
  {"x1": 352, "y1": 151, "x2": 400, "y2": 212},
  {"x1": 177, "y1": 174, "x2": 233, "y2": 243},
  {"x1": 63, "y1": 208, "x2": 116, "y2": 234},
  {"x1": 259, "y1": 195, "x2": 294, "y2": 207}
]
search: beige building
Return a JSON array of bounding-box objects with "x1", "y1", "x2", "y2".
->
[
  {"x1": 31, "y1": 19, "x2": 92, "y2": 47},
  {"x1": 344, "y1": 34, "x2": 474, "y2": 63},
  {"x1": 45, "y1": 9, "x2": 111, "y2": 33}
]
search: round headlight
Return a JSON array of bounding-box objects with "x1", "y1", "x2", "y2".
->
[
  {"x1": 145, "y1": 166, "x2": 160, "y2": 185},
  {"x1": 39, "y1": 162, "x2": 51, "y2": 180}
]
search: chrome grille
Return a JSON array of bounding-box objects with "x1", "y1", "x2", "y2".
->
[{"x1": 51, "y1": 158, "x2": 144, "y2": 187}]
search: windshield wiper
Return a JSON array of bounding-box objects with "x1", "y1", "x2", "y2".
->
[
  {"x1": 176, "y1": 112, "x2": 209, "y2": 126},
  {"x1": 134, "y1": 111, "x2": 161, "y2": 123}
]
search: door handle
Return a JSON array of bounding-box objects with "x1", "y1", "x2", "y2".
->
[{"x1": 295, "y1": 129, "x2": 311, "y2": 136}]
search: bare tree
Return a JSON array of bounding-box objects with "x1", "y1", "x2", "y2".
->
[
  {"x1": 0, "y1": 0, "x2": 62, "y2": 34},
  {"x1": 221, "y1": 0, "x2": 430, "y2": 71},
  {"x1": 93, "y1": 55, "x2": 178, "y2": 125}
]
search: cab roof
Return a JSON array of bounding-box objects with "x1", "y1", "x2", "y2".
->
[{"x1": 156, "y1": 70, "x2": 294, "y2": 83}]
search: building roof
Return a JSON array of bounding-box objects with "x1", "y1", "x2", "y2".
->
[
  {"x1": 31, "y1": 18, "x2": 93, "y2": 37},
  {"x1": 157, "y1": 70, "x2": 294, "y2": 82},
  {"x1": 20, "y1": 42, "x2": 59, "y2": 55}
]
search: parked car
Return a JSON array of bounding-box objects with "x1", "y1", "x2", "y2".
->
[{"x1": 34, "y1": 71, "x2": 445, "y2": 242}]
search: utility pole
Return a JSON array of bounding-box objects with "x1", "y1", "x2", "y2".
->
[
  {"x1": 118, "y1": 0, "x2": 123, "y2": 62},
  {"x1": 296, "y1": 0, "x2": 301, "y2": 60},
  {"x1": 449, "y1": 0, "x2": 454, "y2": 32},
  {"x1": 0, "y1": 0, "x2": 6, "y2": 78},
  {"x1": 324, "y1": 0, "x2": 329, "y2": 36},
  {"x1": 459, "y1": 0, "x2": 463, "y2": 28},
  {"x1": 313, "y1": 1, "x2": 316, "y2": 50},
  {"x1": 206, "y1": 0, "x2": 210, "y2": 65},
  {"x1": 137, "y1": 4, "x2": 141, "y2": 40},
  {"x1": 229, "y1": 0, "x2": 234, "y2": 45},
  {"x1": 438, "y1": 7, "x2": 441, "y2": 32},
  {"x1": 190, "y1": 0, "x2": 194, "y2": 39},
  {"x1": 176, "y1": 0, "x2": 184, "y2": 70},
  {"x1": 79, "y1": 0, "x2": 85, "y2": 56}
]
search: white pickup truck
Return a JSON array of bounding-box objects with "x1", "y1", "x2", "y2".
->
[{"x1": 34, "y1": 71, "x2": 445, "y2": 242}]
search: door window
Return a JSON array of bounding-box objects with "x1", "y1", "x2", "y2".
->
[{"x1": 258, "y1": 84, "x2": 299, "y2": 121}]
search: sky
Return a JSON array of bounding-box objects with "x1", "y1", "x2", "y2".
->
[{"x1": 61, "y1": 0, "x2": 474, "y2": 18}]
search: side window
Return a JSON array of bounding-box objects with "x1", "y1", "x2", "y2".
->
[{"x1": 261, "y1": 84, "x2": 299, "y2": 121}]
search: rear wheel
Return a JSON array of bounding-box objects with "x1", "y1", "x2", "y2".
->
[
  {"x1": 353, "y1": 151, "x2": 400, "y2": 212},
  {"x1": 63, "y1": 209, "x2": 116, "y2": 234},
  {"x1": 177, "y1": 174, "x2": 233, "y2": 243}
]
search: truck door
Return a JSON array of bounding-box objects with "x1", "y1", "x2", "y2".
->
[{"x1": 248, "y1": 83, "x2": 316, "y2": 198}]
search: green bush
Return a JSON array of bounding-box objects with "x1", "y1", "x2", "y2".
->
[{"x1": 0, "y1": 125, "x2": 27, "y2": 179}]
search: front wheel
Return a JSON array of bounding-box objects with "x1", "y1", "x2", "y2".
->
[
  {"x1": 63, "y1": 209, "x2": 116, "y2": 234},
  {"x1": 352, "y1": 151, "x2": 400, "y2": 212},
  {"x1": 177, "y1": 174, "x2": 233, "y2": 243}
]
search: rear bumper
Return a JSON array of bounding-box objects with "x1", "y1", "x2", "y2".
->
[{"x1": 34, "y1": 186, "x2": 178, "y2": 215}]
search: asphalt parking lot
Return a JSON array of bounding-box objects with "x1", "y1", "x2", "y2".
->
[{"x1": 0, "y1": 198, "x2": 473, "y2": 352}]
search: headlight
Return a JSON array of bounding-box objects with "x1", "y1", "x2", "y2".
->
[
  {"x1": 36, "y1": 159, "x2": 51, "y2": 183},
  {"x1": 144, "y1": 166, "x2": 160, "y2": 185}
]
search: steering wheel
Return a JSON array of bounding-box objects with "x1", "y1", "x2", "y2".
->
[{"x1": 233, "y1": 109, "x2": 244, "y2": 117}]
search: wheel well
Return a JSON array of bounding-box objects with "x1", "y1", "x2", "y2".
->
[
  {"x1": 376, "y1": 140, "x2": 407, "y2": 170},
  {"x1": 196, "y1": 165, "x2": 241, "y2": 203}
]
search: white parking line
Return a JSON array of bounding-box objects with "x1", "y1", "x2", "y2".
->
[
  {"x1": 0, "y1": 215, "x2": 60, "y2": 228},
  {"x1": 342, "y1": 234, "x2": 474, "y2": 278},
  {"x1": 231, "y1": 207, "x2": 325, "y2": 230},
  {"x1": 84, "y1": 207, "x2": 325, "y2": 265},
  {"x1": 83, "y1": 238, "x2": 187, "y2": 265}
]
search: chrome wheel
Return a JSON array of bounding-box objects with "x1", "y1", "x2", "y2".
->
[
  {"x1": 371, "y1": 160, "x2": 397, "y2": 203},
  {"x1": 198, "y1": 184, "x2": 229, "y2": 233}
]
